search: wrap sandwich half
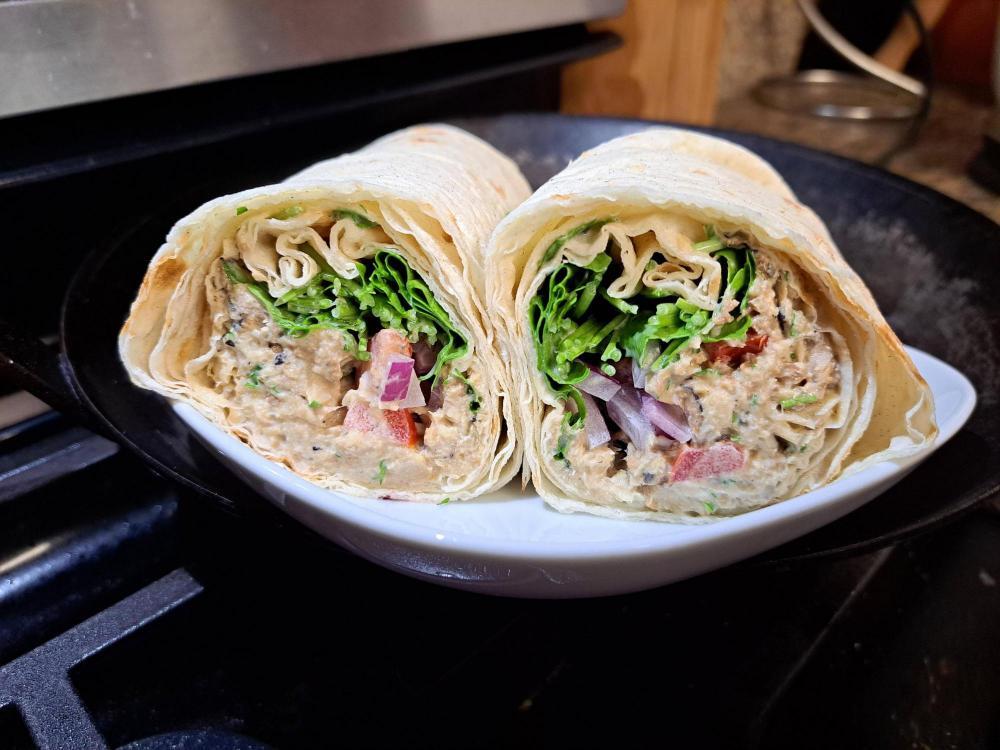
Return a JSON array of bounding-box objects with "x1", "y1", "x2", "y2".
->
[
  {"x1": 120, "y1": 124, "x2": 531, "y2": 501},
  {"x1": 488, "y1": 128, "x2": 937, "y2": 521}
]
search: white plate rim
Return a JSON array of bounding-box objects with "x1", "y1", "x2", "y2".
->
[{"x1": 173, "y1": 346, "x2": 976, "y2": 562}]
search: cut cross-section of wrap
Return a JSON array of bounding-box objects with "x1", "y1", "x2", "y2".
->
[
  {"x1": 488, "y1": 128, "x2": 936, "y2": 521},
  {"x1": 120, "y1": 124, "x2": 531, "y2": 501}
]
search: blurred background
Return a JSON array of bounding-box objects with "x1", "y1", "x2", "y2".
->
[{"x1": 560, "y1": 0, "x2": 1000, "y2": 221}]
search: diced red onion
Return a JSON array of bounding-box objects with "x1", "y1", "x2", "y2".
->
[
  {"x1": 380, "y1": 356, "x2": 415, "y2": 402},
  {"x1": 606, "y1": 386, "x2": 654, "y2": 449},
  {"x1": 640, "y1": 393, "x2": 692, "y2": 443},
  {"x1": 631, "y1": 358, "x2": 648, "y2": 389},
  {"x1": 632, "y1": 344, "x2": 661, "y2": 389},
  {"x1": 396, "y1": 369, "x2": 426, "y2": 408},
  {"x1": 579, "y1": 392, "x2": 611, "y2": 449},
  {"x1": 412, "y1": 338, "x2": 437, "y2": 376},
  {"x1": 579, "y1": 365, "x2": 621, "y2": 401}
]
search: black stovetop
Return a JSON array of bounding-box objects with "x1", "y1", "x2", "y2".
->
[{"x1": 1, "y1": 410, "x2": 999, "y2": 749}]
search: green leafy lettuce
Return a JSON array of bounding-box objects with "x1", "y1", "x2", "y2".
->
[
  {"x1": 222, "y1": 216, "x2": 467, "y2": 382},
  {"x1": 529, "y1": 225, "x2": 756, "y2": 425}
]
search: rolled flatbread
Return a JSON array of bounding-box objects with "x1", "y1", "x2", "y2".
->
[
  {"x1": 120, "y1": 124, "x2": 531, "y2": 501},
  {"x1": 487, "y1": 128, "x2": 937, "y2": 521}
]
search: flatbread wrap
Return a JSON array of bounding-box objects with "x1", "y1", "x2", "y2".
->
[
  {"x1": 120, "y1": 124, "x2": 531, "y2": 501},
  {"x1": 487, "y1": 128, "x2": 937, "y2": 521}
]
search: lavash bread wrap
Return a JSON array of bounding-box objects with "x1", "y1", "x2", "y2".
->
[
  {"x1": 487, "y1": 128, "x2": 937, "y2": 522},
  {"x1": 120, "y1": 124, "x2": 531, "y2": 502}
]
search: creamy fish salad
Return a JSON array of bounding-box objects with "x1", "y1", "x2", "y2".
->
[
  {"x1": 190, "y1": 202, "x2": 489, "y2": 495},
  {"x1": 530, "y1": 214, "x2": 852, "y2": 517}
]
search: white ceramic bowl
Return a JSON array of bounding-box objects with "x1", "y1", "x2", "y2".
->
[{"x1": 175, "y1": 347, "x2": 975, "y2": 598}]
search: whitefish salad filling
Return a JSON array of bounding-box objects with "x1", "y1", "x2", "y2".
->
[
  {"x1": 530, "y1": 214, "x2": 852, "y2": 517},
  {"x1": 192, "y1": 203, "x2": 488, "y2": 494}
]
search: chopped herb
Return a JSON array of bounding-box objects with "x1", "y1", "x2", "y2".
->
[
  {"x1": 783, "y1": 270, "x2": 789, "y2": 283},
  {"x1": 692, "y1": 368, "x2": 720, "y2": 378},
  {"x1": 553, "y1": 420, "x2": 574, "y2": 463},
  {"x1": 307, "y1": 400, "x2": 322, "y2": 409},
  {"x1": 331, "y1": 208, "x2": 379, "y2": 229},
  {"x1": 438, "y1": 497, "x2": 451, "y2": 505},
  {"x1": 373, "y1": 459, "x2": 388, "y2": 485},
  {"x1": 235, "y1": 206, "x2": 248, "y2": 216},
  {"x1": 267, "y1": 383, "x2": 281, "y2": 396},
  {"x1": 749, "y1": 394, "x2": 760, "y2": 408},
  {"x1": 272, "y1": 205, "x2": 303, "y2": 220},
  {"x1": 800, "y1": 444, "x2": 809, "y2": 453},
  {"x1": 730, "y1": 433, "x2": 742, "y2": 442},
  {"x1": 222, "y1": 330, "x2": 237, "y2": 346},
  {"x1": 601, "y1": 363, "x2": 616, "y2": 376},
  {"x1": 731, "y1": 410, "x2": 739, "y2": 425},
  {"x1": 245, "y1": 363, "x2": 263, "y2": 388},
  {"x1": 780, "y1": 393, "x2": 818, "y2": 410},
  {"x1": 703, "y1": 500, "x2": 718, "y2": 514},
  {"x1": 451, "y1": 370, "x2": 481, "y2": 413},
  {"x1": 789, "y1": 312, "x2": 798, "y2": 337}
]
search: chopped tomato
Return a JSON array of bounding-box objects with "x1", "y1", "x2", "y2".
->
[
  {"x1": 382, "y1": 409, "x2": 418, "y2": 448},
  {"x1": 343, "y1": 331, "x2": 419, "y2": 448},
  {"x1": 343, "y1": 402, "x2": 418, "y2": 448},
  {"x1": 670, "y1": 442, "x2": 744, "y2": 483},
  {"x1": 704, "y1": 329, "x2": 768, "y2": 367}
]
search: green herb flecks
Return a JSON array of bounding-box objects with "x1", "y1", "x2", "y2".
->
[
  {"x1": 235, "y1": 206, "x2": 248, "y2": 216},
  {"x1": 374, "y1": 460, "x2": 388, "y2": 485},
  {"x1": 451, "y1": 370, "x2": 481, "y2": 413},
  {"x1": 780, "y1": 393, "x2": 818, "y2": 410},
  {"x1": 245, "y1": 363, "x2": 263, "y2": 388},
  {"x1": 222, "y1": 330, "x2": 237, "y2": 346},
  {"x1": 702, "y1": 500, "x2": 718, "y2": 515},
  {"x1": 438, "y1": 497, "x2": 451, "y2": 505},
  {"x1": 307, "y1": 400, "x2": 322, "y2": 409}
]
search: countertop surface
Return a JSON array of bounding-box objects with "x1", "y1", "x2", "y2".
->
[{"x1": 716, "y1": 86, "x2": 999, "y2": 224}]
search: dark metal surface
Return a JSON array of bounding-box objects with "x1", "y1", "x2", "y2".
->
[
  {"x1": 0, "y1": 26, "x2": 618, "y2": 189},
  {"x1": 0, "y1": 0, "x2": 623, "y2": 119},
  {"x1": 7, "y1": 112, "x2": 998, "y2": 565},
  {"x1": 0, "y1": 569, "x2": 202, "y2": 750}
]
